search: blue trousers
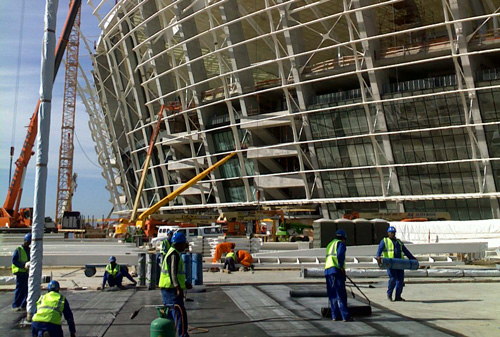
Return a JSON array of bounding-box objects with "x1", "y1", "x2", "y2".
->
[
  {"x1": 32, "y1": 321, "x2": 64, "y2": 337},
  {"x1": 325, "y1": 272, "x2": 351, "y2": 321},
  {"x1": 161, "y1": 288, "x2": 189, "y2": 337},
  {"x1": 13, "y1": 272, "x2": 28, "y2": 308},
  {"x1": 387, "y1": 268, "x2": 405, "y2": 299},
  {"x1": 107, "y1": 273, "x2": 123, "y2": 287}
]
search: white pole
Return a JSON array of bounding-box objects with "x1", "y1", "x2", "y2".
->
[{"x1": 27, "y1": 0, "x2": 58, "y2": 319}]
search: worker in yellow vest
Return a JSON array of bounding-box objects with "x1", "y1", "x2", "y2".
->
[
  {"x1": 161, "y1": 230, "x2": 174, "y2": 255},
  {"x1": 376, "y1": 226, "x2": 416, "y2": 301},
  {"x1": 159, "y1": 232, "x2": 192, "y2": 337},
  {"x1": 324, "y1": 229, "x2": 352, "y2": 322},
  {"x1": 11, "y1": 233, "x2": 31, "y2": 311},
  {"x1": 31, "y1": 280, "x2": 76, "y2": 337},
  {"x1": 223, "y1": 249, "x2": 236, "y2": 272},
  {"x1": 102, "y1": 256, "x2": 137, "y2": 290}
]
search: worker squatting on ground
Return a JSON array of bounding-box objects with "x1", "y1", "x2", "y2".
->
[
  {"x1": 324, "y1": 229, "x2": 352, "y2": 322},
  {"x1": 236, "y1": 250, "x2": 254, "y2": 271},
  {"x1": 223, "y1": 250, "x2": 237, "y2": 272},
  {"x1": 101, "y1": 256, "x2": 137, "y2": 290},
  {"x1": 31, "y1": 280, "x2": 76, "y2": 337},
  {"x1": 12, "y1": 232, "x2": 31, "y2": 311},
  {"x1": 376, "y1": 226, "x2": 416, "y2": 301},
  {"x1": 212, "y1": 242, "x2": 235, "y2": 263},
  {"x1": 160, "y1": 232, "x2": 192, "y2": 337}
]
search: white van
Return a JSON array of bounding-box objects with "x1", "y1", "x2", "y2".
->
[{"x1": 151, "y1": 224, "x2": 223, "y2": 249}]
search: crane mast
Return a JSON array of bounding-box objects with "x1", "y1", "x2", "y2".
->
[{"x1": 55, "y1": 2, "x2": 81, "y2": 224}]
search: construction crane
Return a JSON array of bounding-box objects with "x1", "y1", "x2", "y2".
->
[
  {"x1": 0, "y1": 0, "x2": 82, "y2": 229},
  {"x1": 55, "y1": 1, "x2": 81, "y2": 224}
]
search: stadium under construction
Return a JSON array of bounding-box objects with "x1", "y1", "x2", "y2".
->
[{"x1": 84, "y1": 0, "x2": 500, "y2": 221}]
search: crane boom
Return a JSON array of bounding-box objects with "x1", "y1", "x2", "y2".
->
[
  {"x1": 129, "y1": 106, "x2": 165, "y2": 222},
  {"x1": 135, "y1": 152, "x2": 237, "y2": 228},
  {"x1": 0, "y1": 0, "x2": 82, "y2": 228},
  {"x1": 55, "y1": 2, "x2": 81, "y2": 224}
]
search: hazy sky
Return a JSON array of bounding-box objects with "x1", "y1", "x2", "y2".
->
[{"x1": 0, "y1": 1, "x2": 116, "y2": 220}]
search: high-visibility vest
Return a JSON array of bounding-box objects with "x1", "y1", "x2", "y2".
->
[
  {"x1": 161, "y1": 239, "x2": 171, "y2": 255},
  {"x1": 325, "y1": 239, "x2": 344, "y2": 270},
  {"x1": 226, "y1": 252, "x2": 236, "y2": 260},
  {"x1": 33, "y1": 292, "x2": 66, "y2": 325},
  {"x1": 106, "y1": 263, "x2": 120, "y2": 277},
  {"x1": 382, "y1": 237, "x2": 405, "y2": 259},
  {"x1": 11, "y1": 246, "x2": 28, "y2": 274},
  {"x1": 159, "y1": 247, "x2": 186, "y2": 289}
]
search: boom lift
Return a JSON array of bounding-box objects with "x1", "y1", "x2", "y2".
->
[
  {"x1": 0, "y1": 0, "x2": 82, "y2": 229},
  {"x1": 117, "y1": 151, "x2": 237, "y2": 238}
]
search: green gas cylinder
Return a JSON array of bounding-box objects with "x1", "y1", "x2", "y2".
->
[{"x1": 150, "y1": 306, "x2": 176, "y2": 337}]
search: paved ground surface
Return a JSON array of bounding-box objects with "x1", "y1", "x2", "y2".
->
[{"x1": 2, "y1": 268, "x2": 500, "y2": 336}]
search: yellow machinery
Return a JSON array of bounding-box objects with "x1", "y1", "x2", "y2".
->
[{"x1": 117, "y1": 151, "x2": 237, "y2": 238}]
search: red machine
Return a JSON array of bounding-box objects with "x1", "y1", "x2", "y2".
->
[{"x1": 0, "y1": 0, "x2": 82, "y2": 229}]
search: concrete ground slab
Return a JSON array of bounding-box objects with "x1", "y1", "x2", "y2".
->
[{"x1": 2, "y1": 270, "x2": 500, "y2": 336}]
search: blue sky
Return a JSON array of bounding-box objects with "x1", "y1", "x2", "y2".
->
[{"x1": 0, "y1": 2, "x2": 115, "y2": 220}]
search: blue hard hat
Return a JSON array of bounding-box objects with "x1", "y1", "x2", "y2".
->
[
  {"x1": 336, "y1": 229, "x2": 347, "y2": 239},
  {"x1": 48, "y1": 280, "x2": 60, "y2": 292},
  {"x1": 24, "y1": 233, "x2": 32, "y2": 243},
  {"x1": 387, "y1": 226, "x2": 397, "y2": 233},
  {"x1": 109, "y1": 256, "x2": 116, "y2": 262},
  {"x1": 171, "y1": 232, "x2": 187, "y2": 244},
  {"x1": 167, "y1": 230, "x2": 173, "y2": 235}
]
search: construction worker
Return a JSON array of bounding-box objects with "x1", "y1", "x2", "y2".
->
[
  {"x1": 236, "y1": 250, "x2": 254, "y2": 271},
  {"x1": 212, "y1": 242, "x2": 235, "y2": 263},
  {"x1": 161, "y1": 230, "x2": 174, "y2": 255},
  {"x1": 159, "y1": 232, "x2": 192, "y2": 337},
  {"x1": 223, "y1": 249, "x2": 237, "y2": 272},
  {"x1": 102, "y1": 256, "x2": 137, "y2": 290},
  {"x1": 376, "y1": 226, "x2": 416, "y2": 301},
  {"x1": 12, "y1": 232, "x2": 31, "y2": 311},
  {"x1": 325, "y1": 229, "x2": 352, "y2": 322},
  {"x1": 31, "y1": 280, "x2": 76, "y2": 337}
]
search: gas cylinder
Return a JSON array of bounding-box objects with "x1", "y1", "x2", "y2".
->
[{"x1": 150, "y1": 306, "x2": 175, "y2": 337}]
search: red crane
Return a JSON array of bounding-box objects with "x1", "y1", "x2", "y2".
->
[
  {"x1": 55, "y1": 2, "x2": 81, "y2": 225},
  {"x1": 0, "y1": 0, "x2": 82, "y2": 229}
]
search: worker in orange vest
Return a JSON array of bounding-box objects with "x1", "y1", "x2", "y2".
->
[
  {"x1": 236, "y1": 250, "x2": 254, "y2": 271},
  {"x1": 212, "y1": 242, "x2": 235, "y2": 263}
]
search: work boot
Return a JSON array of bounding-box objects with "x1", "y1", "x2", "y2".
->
[
  {"x1": 43, "y1": 332, "x2": 51, "y2": 337},
  {"x1": 387, "y1": 295, "x2": 393, "y2": 302},
  {"x1": 394, "y1": 297, "x2": 406, "y2": 301},
  {"x1": 11, "y1": 307, "x2": 22, "y2": 312}
]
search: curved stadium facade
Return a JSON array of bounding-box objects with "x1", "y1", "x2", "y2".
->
[{"x1": 90, "y1": 0, "x2": 500, "y2": 220}]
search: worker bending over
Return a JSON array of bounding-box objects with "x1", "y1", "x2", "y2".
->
[
  {"x1": 102, "y1": 256, "x2": 137, "y2": 290},
  {"x1": 12, "y1": 233, "x2": 31, "y2": 311},
  {"x1": 223, "y1": 250, "x2": 237, "y2": 272},
  {"x1": 376, "y1": 226, "x2": 416, "y2": 301},
  {"x1": 325, "y1": 230, "x2": 352, "y2": 322},
  {"x1": 212, "y1": 242, "x2": 235, "y2": 263},
  {"x1": 160, "y1": 232, "x2": 192, "y2": 337},
  {"x1": 31, "y1": 280, "x2": 76, "y2": 337},
  {"x1": 236, "y1": 250, "x2": 254, "y2": 271}
]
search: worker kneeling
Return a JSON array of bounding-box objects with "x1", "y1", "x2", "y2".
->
[
  {"x1": 102, "y1": 256, "x2": 137, "y2": 290},
  {"x1": 236, "y1": 250, "x2": 254, "y2": 272},
  {"x1": 160, "y1": 232, "x2": 192, "y2": 337},
  {"x1": 31, "y1": 280, "x2": 76, "y2": 337},
  {"x1": 223, "y1": 250, "x2": 237, "y2": 272}
]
